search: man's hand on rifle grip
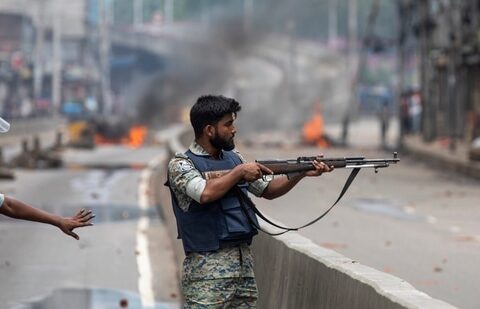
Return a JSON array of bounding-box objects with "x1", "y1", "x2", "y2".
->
[{"x1": 240, "y1": 162, "x2": 273, "y2": 182}]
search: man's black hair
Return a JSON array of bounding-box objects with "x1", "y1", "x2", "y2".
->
[{"x1": 190, "y1": 95, "x2": 241, "y2": 138}]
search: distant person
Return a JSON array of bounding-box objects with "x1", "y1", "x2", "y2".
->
[
  {"x1": 166, "y1": 95, "x2": 333, "y2": 308},
  {"x1": 0, "y1": 116, "x2": 94, "y2": 239},
  {"x1": 302, "y1": 101, "x2": 335, "y2": 148},
  {"x1": 378, "y1": 97, "x2": 392, "y2": 149},
  {"x1": 409, "y1": 91, "x2": 422, "y2": 134},
  {"x1": 399, "y1": 92, "x2": 411, "y2": 136}
]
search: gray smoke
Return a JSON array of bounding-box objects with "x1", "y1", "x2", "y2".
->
[{"x1": 132, "y1": 1, "x2": 349, "y2": 132}]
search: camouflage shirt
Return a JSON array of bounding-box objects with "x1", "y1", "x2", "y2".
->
[
  {"x1": 167, "y1": 141, "x2": 269, "y2": 212},
  {"x1": 168, "y1": 141, "x2": 268, "y2": 279}
]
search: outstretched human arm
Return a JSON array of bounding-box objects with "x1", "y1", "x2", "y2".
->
[
  {"x1": 200, "y1": 163, "x2": 273, "y2": 203},
  {"x1": 261, "y1": 160, "x2": 333, "y2": 200},
  {"x1": 0, "y1": 196, "x2": 94, "y2": 240}
]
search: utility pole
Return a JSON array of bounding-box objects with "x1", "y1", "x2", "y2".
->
[
  {"x1": 419, "y1": 0, "x2": 434, "y2": 142},
  {"x1": 328, "y1": 0, "x2": 338, "y2": 47},
  {"x1": 447, "y1": 1, "x2": 459, "y2": 152},
  {"x1": 340, "y1": 0, "x2": 358, "y2": 145},
  {"x1": 52, "y1": 0, "x2": 62, "y2": 113},
  {"x1": 341, "y1": 0, "x2": 380, "y2": 146},
  {"x1": 33, "y1": 0, "x2": 46, "y2": 101},
  {"x1": 396, "y1": 0, "x2": 409, "y2": 148}
]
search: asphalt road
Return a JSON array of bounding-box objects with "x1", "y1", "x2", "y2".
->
[
  {"x1": 0, "y1": 145, "x2": 180, "y2": 309},
  {"x1": 241, "y1": 141, "x2": 480, "y2": 309}
]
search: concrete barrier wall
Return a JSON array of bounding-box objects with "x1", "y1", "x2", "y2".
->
[
  {"x1": 151, "y1": 129, "x2": 190, "y2": 274},
  {"x1": 252, "y1": 228, "x2": 455, "y2": 309},
  {"x1": 157, "y1": 127, "x2": 456, "y2": 309}
]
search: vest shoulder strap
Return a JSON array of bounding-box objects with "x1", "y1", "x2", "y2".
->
[{"x1": 185, "y1": 149, "x2": 243, "y2": 170}]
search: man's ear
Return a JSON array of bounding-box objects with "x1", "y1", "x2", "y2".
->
[{"x1": 204, "y1": 124, "x2": 215, "y2": 137}]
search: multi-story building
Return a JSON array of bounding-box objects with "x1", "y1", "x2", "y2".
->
[{"x1": 0, "y1": 0, "x2": 99, "y2": 117}]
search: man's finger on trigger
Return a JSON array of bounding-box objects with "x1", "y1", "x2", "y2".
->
[{"x1": 257, "y1": 163, "x2": 273, "y2": 175}]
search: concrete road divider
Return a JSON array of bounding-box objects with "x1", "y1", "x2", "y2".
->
[{"x1": 252, "y1": 227, "x2": 455, "y2": 309}]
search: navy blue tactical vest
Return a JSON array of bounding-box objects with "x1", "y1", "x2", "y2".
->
[{"x1": 168, "y1": 150, "x2": 259, "y2": 253}]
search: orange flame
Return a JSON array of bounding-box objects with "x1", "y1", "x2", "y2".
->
[
  {"x1": 302, "y1": 113, "x2": 330, "y2": 148},
  {"x1": 122, "y1": 125, "x2": 147, "y2": 148},
  {"x1": 94, "y1": 125, "x2": 148, "y2": 148}
]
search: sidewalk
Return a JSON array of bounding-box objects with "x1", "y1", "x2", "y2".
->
[{"x1": 403, "y1": 135, "x2": 480, "y2": 180}]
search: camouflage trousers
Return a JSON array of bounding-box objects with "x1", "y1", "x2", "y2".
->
[{"x1": 182, "y1": 276, "x2": 258, "y2": 308}]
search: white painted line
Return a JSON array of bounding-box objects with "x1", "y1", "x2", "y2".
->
[
  {"x1": 137, "y1": 216, "x2": 155, "y2": 308},
  {"x1": 136, "y1": 164, "x2": 156, "y2": 307}
]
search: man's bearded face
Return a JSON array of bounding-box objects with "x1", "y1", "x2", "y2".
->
[
  {"x1": 210, "y1": 130, "x2": 235, "y2": 151},
  {"x1": 209, "y1": 113, "x2": 236, "y2": 151}
]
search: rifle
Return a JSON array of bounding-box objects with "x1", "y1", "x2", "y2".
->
[
  {"x1": 202, "y1": 152, "x2": 400, "y2": 236},
  {"x1": 203, "y1": 152, "x2": 400, "y2": 180}
]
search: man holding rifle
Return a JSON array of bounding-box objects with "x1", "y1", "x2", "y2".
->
[{"x1": 166, "y1": 95, "x2": 333, "y2": 308}]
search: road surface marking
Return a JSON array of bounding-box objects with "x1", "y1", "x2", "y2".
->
[{"x1": 137, "y1": 163, "x2": 156, "y2": 307}]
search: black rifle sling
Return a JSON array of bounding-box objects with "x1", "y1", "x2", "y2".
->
[
  {"x1": 235, "y1": 186, "x2": 292, "y2": 236},
  {"x1": 235, "y1": 167, "x2": 361, "y2": 235}
]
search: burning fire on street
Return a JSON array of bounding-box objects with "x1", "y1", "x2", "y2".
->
[{"x1": 94, "y1": 125, "x2": 148, "y2": 149}]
